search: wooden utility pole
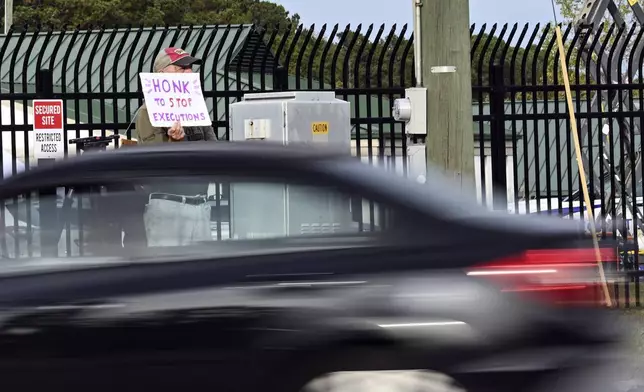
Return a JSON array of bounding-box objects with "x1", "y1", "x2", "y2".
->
[{"x1": 418, "y1": 0, "x2": 474, "y2": 187}]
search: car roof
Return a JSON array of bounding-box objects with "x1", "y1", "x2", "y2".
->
[
  {"x1": 100, "y1": 141, "x2": 349, "y2": 161},
  {"x1": 0, "y1": 141, "x2": 352, "y2": 190}
]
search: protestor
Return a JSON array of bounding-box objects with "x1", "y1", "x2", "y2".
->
[{"x1": 135, "y1": 47, "x2": 216, "y2": 247}]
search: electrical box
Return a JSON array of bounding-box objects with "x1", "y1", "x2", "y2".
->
[
  {"x1": 228, "y1": 91, "x2": 354, "y2": 239},
  {"x1": 230, "y1": 91, "x2": 351, "y2": 146},
  {"x1": 393, "y1": 87, "x2": 427, "y2": 136}
]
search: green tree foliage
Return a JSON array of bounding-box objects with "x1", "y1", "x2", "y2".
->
[
  {"x1": 552, "y1": 0, "x2": 641, "y2": 99},
  {"x1": 556, "y1": 0, "x2": 634, "y2": 22},
  {"x1": 7, "y1": 0, "x2": 599, "y2": 95},
  {"x1": 470, "y1": 31, "x2": 548, "y2": 87},
  {"x1": 268, "y1": 24, "x2": 415, "y2": 89},
  {"x1": 12, "y1": 0, "x2": 299, "y2": 28},
  {"x1": 270, "y1": 23, "x2": 545, "y2": 91}
]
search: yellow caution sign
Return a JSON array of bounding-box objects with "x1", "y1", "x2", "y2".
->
[
  {"x1": 629, "y1": 0, "x2": 638, "y2": 6},
  {"x1": 312, "y1": 122, "x2": 329, "y2": 135}
]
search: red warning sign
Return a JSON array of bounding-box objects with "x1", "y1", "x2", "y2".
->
[
  {"x1": 33, "y1": 100, "x2": 63, "y2": 129},
  {"x1": 32, "y1": 99, "x2": 64, "y2": 159}
]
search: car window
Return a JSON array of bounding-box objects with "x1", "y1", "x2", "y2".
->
[{"x1": 0, "y1": 175, "x2": 392, "y2": 261}]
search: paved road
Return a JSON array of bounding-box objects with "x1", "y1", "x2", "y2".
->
[{"x1": 610, "y1": 310, "x2": 644, "y2": 392}]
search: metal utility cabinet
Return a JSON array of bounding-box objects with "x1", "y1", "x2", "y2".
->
[
  {"x1": 228, "y1": 91, "x2": 353, "y2": 240},
  {"x1": 229, "y1": 91, "x2": 351, "y2": 145}
]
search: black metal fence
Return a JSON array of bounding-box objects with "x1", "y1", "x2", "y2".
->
[
  {"x1": 0, "y1": 23, "x2": 414, "y2": 172},
  {"x1": 473, "y1": 22, "x2": 644, "y2": 307},
  {"x1": 3, "y1": 22, "x2": 644, "y2": 306}
]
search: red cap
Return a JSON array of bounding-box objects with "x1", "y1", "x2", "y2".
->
[{"x1": 153, "y1": 47, "x2": 202, "y2": 72}]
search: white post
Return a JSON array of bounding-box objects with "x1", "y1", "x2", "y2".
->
[
  {"x1": 4, "y1": 0, "x2": 12, "y2": 34},
  {"x1": 412, "y1": 0, "x2": 423, "y2": 87}
]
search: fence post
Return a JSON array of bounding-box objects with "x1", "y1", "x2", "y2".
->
[
  {"x1": 490, "y1": 63, "x2": 508, "y2": 210},
  {"x1": 273, "y1": 66, "x2": 288, "y2": 91},
  {"x1": 36, "y1": 68, "x2": 58, "y2": 257}
]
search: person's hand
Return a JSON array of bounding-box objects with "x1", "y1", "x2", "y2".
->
[{"x1": 168, "y1": 121, "x2": 185, "y2": 141}]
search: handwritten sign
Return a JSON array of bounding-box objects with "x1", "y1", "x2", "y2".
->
[{"x1": 139, "y1": 72, "x2": 211, "y2": 127}]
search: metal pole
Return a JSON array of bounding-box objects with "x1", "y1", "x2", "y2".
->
[
  {"x1": 490, "y1": 64, "x2": 508, "y2": 210},
  {"x1": 412, "y1": 0, "x2": 422, "y2": 87},
  {"x1": 35, "y1": 69, "x2": 58, "y2": 257},
  {"x1": 4, "y1": 0, "x2": 12, "y2": 34}
]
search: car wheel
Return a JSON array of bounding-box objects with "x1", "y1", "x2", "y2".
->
[{"x1": 299, "y1": 370, "x2": 467, "y2": 392}]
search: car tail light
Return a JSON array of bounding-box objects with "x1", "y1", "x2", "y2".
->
[{"x1": 466, "y1": 247, "x2": 617, "y2": 306}]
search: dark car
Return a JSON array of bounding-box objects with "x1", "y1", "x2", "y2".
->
[{"x1": 0, "y1": 142, "x2": 628, "y2": 392}]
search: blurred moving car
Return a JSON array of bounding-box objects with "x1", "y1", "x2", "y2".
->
[{"x1": 0, "y1": 142, "x2": 628, "y2": 392}]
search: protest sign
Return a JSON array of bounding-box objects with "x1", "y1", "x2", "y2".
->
[{"x1": 139, "y1": 72, "x2": 211, "y2": 127}]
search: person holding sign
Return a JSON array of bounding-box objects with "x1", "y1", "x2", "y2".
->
[
  {"x1": 134, "y1": 47, "x2": 217, "y2": 247},
  {"x1": 135, "y1": 47, "x2": 218, "y2": 143}
]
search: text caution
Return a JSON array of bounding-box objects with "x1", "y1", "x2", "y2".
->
[
  {"x1": 32, "y1": 99, "x2": 64, "y2": 159},
  {"x1": 311, "y1": 122, "x2": 329, "y2": 135}
]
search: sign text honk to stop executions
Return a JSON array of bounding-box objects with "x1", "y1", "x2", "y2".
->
[{"x1": 139, "y1": 72, "x2": 211, "y2": 128}]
